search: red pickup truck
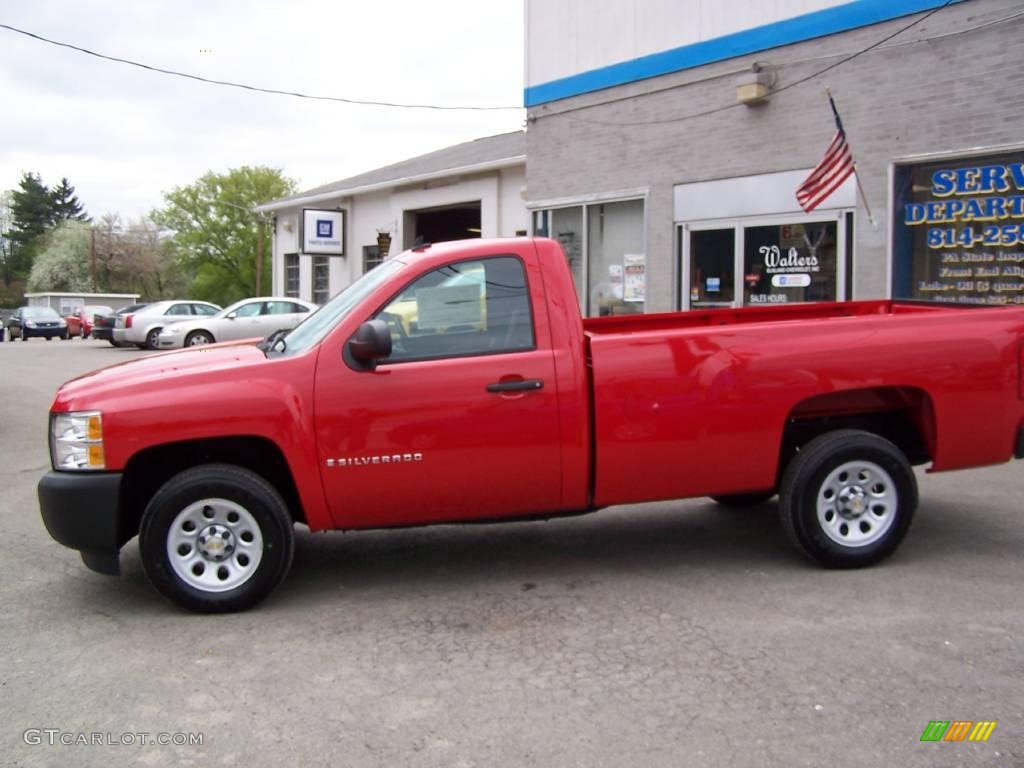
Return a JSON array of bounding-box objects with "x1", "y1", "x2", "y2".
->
[{"x1": 39, "y1": 237, "x2": 1024, "y2": 612}]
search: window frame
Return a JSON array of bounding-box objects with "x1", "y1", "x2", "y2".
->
[
  {"x1": 284, "y1": 253, "x2": 300, "y2": 298},
  {"x1": 366, "y1": 253, "x2": 538, "y2": 367},
  {"x1": 311, "y1": 255, "x2": 330, "y2": 305}
]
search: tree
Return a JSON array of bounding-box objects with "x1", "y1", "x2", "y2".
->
[
  {"x1": 50, "y1": 177, "x2": 89, "y2": 222},
  {"x1": 92, "y1": 213, "x2": 189, "y2": 298},
  {"x1": 3, "y1": 172, "x2": 52, "y2": 285},
  {"x1": 154, "y1": 166, "x2": 295, "y2": 305},
  {"x1": 26, "y1": 220, "x2": 92, "y2": 292}
]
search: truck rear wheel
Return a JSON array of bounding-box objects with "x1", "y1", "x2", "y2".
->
[
  {"x1": 139, "y1": 464, "x2": 294, "y2": 613},
  {"x1": 779, "y1": 430, "x2": 917, "y2": 568}
]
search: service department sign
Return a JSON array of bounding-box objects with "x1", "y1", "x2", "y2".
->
[{"x1": 302, "y1": 209, "x2": 345, "y2": 255}]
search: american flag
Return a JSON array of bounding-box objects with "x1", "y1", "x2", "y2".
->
[{"x1": 796, "y1": 94, "x2": 855, "y2": 213}]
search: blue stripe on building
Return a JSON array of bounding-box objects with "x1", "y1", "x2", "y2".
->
[{"x1": 524, "y1": 0, "x2": 963, "y2": 106}]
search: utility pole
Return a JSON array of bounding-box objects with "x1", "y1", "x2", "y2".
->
[
  {"x1": 90, "y1": 226, "x2": 97, "y2": 291},
  {"x1": 255, "y1": 216, "x2": 264, "y2": 295}
]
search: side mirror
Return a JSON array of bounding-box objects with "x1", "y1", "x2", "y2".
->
[
  {"x1": 226, "y1": 312, "x2": 237, "y2": 320},
  {"x1": 348, "y1": 319, "x2": 392, "y2": 366}
]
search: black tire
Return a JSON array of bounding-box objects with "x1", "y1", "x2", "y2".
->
[
  {"x1": 21, "y1": 333, "x2": 28, "y2": 342},
  {"x1": 139, "y1": 464, "x2": 295, "y2": 613},
  {"x1": 61, "y1": 331, "x2": 69, "y2": 340},
  {"x1": 185, "y1": 330, "x2": 214, "y2": 347},
  {"x1": 108, "y1": 339, "x2": 121, "y2": 347},
  {"x1": 144, "y1": 328, "x2": 162, "y2": 350},
  {"x1": 710, "y1": 491, "x2": 775, "y2": 508},
  {"x1": 779, "y1": 429, "x2": 917, "y2": 568},
  {"x1": 45, "y1": 336, "x2": 52, "y2": 341}
]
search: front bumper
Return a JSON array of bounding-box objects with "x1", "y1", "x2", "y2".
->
[
  {"x1": 38, "y1": 471, "x2": 124, "y2": 575},
  {"x1": 24, "y1": 325, "x2": 66, "y2": 338}
]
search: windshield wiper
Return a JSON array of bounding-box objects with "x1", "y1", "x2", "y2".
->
[{"x1": 259, "y1": 328, "x2": 289, "y2": 355}]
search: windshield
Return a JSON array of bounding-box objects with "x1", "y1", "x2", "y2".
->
[
  {"x1": 24, "y1": 307, "x2": 60, "y2": 319},
  {"x1": 276, "y1": 259, "x2": 406, "y2": 356}
]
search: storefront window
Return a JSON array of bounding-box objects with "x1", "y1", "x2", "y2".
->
[
  {"x1": 893, "y1": 150, "x2": 1024, "y2": 305},
  {"x1": 534, "y1": 199, "x2": 646, "y2": 316},
  {"x1": 743, "y1": 222, "x2": 837, "y2": 305},
  {"x1": 588, "y1": 200, "x2": 645, "y2": 316}
]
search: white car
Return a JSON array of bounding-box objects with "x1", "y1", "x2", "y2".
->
[
  {"x1": 156, "y1": 297, "x2": 317, "y2": 349},
  {"x1": 112, "y1": 300, "x2": 222, "y2": 349}
]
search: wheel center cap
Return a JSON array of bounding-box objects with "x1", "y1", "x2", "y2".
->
[
  {"x1": 837, "y1": 486, "x2": 868, "y2": 519},
  {"x1": 197, "y1": 524, "x2": 235, "y2": 561}
]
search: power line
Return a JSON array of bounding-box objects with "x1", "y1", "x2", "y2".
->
[
  {"x1": 533, "y1": 0, "x2": 960, "y2": 128},
  {"x1": 0, "y1": 23, "x2": 523, "y2": 112}
]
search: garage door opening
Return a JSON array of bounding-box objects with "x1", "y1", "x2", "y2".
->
[{"x1": 405, "y1": 202, "x2": 481, "y2": 247}]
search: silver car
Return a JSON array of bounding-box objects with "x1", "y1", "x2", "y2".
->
[
  {"x1": 112, "y1": 300, "x2": 221, "y2": 349},
  {"x1": 156, "y1": 297, "x2": 317, "y2": 349}
]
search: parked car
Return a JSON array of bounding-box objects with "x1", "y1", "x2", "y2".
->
[
  {"x1": 36, "y1": 237, "x2": 1024, "y2": 612},
  {"x1": 5, "y1": 306, "x2": 69, "y2": 341},
  {"x1": 92, "y1": 303, "x2": 149, "y2": 346},
  {"x1": 112, "y1": 300, "x2": 221, "y2": 349},
  {"x1": 65, "y1": 305, "x2": 113, "y2": 339},
  {"x1": 156, "y1": 297, "x2": 317, "y2": 349}
]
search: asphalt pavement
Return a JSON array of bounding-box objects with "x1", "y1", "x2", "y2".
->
[{"x1": 1, "y1": 338, "x2": 1021, "y2": 767}]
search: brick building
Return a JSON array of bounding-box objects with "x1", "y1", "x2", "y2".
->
[{"x1": 524, "y1": 0, "x2": 1024, "y2": 315}]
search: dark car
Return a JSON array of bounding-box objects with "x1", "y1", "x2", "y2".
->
[
  {"x1": 5, "y1": 306, "x2": 69, "y2": 341},
  {"x1": 91, "y1": 303, "x2": 149, "y2": 346}
]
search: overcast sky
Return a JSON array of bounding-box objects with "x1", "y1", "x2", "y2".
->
[{"x1": 0, "y1": 0, "x2": 525, "y2": 219}]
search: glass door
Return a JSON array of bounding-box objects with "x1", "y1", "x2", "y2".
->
[{"x1": 684, "y1": 225, "x2": 738, "y2": 309}]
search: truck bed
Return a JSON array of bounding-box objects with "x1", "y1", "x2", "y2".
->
[
  {"x1": 584, "y1": 299, "x2": 1024, "y2": 508},
  {"x1": 582, "y1": 300, "x2": 955, "y2": 336}
]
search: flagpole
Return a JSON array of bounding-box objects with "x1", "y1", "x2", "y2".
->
[{"x1": 827, "y1": 88, "x2": 878, "y2": 230}]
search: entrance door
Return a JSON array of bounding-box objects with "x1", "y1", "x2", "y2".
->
[
  {"x1": 314, "y1": 254, "x2": 563, "y2": 529},
  {"x1": 685, "y1": 226, "x2": 738, "y2": 309}
]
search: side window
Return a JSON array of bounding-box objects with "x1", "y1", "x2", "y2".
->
[
  {"x1": 291, "y1": 303, "x2": 311, "y2": 314},
  {"x1": 234, "y1": 302, "x2": 263, "y2": 318},
  {"x1": 263, "y1": 301, "x2": 292, "y2": 315},
  {"x1": 166, "y1": 304, "x2": 191, "y2": 316},
  {"x1": 374, "y1": 256, "x2": 534, "y2": 363},
  {"x1": 192, "y1": 303, "x2": 217, "y2": 316}
]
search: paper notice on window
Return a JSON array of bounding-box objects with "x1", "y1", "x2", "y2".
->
[
  {"x1": 623, "y1": 253, "x2": 646, "y2": 303},
  {"x1": 416, "y1": 285, "x2": 482, "y2": 330}
]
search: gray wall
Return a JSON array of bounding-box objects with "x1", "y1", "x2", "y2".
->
[{"x1": 525, "y1": 0, "x2": 1024, "y2": 312}]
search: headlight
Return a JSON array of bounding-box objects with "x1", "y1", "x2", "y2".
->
[
  {"x1": 50, "y1": 411, "x2": 105, "y2": 471},
  {"x1": 25, "y1": 321, "x2": 37, "y2": 328}
]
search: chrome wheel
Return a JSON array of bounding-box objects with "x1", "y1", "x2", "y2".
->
[
  {"x1": 166, "y1": 498, "x2": 264, "y2": 592},
  {"x1": 186, "y1": 332, "x2": 212, "y2": 346},
  {"x1": 816, "y1": 460, "x2": 896, "y2": 547}
]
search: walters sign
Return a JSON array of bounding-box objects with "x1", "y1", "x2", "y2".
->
[{"x1": 893, "y1": 151, "x2": 1024, "y2": 305}]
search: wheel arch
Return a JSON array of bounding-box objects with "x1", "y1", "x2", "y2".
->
[
  {"x1": 778, "y1": 386, "x2": 936, "y2": 481},
  {"x1": 119, "y1": 435, "x2": 306, "y2": 546}
]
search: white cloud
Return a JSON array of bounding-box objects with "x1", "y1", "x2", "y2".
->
[{"x1": 0, "y1": 0, "x2": 525, "y2": 218}]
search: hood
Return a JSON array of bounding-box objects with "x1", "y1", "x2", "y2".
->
[{"x1": 52, "y1": 341, "x2": 268, "y2": 411}]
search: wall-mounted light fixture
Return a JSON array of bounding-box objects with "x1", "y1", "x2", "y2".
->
[{"x1": 736, "y1": 63, "x2": 773, "y2": 106}]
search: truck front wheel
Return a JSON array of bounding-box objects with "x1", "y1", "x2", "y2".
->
[
  {"x1": 139, "y1": 464, "x2": 294, "y2": 613},
  {"x1": 779, "y1": 430, "x2": 917, "y2": 568}
]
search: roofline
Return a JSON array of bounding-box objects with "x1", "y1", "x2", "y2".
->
[
  {"x1": 255, "y1": 155, "x2": 526, "y2": 213},
  {"x1": 24, "y1": 292, "x2": 141, "y2": 298}
]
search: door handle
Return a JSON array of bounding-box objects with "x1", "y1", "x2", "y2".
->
[{"x1": 486, "y1": 379, "x2": 544, "y2": 393}]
